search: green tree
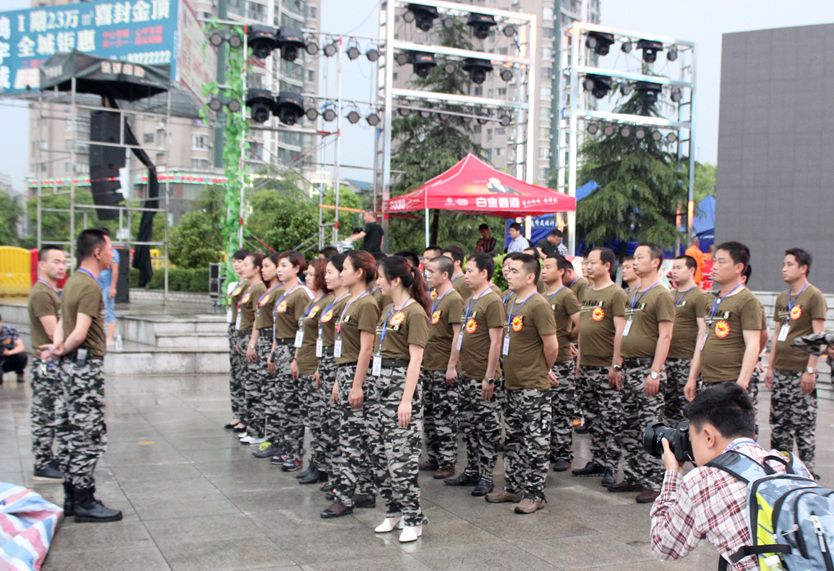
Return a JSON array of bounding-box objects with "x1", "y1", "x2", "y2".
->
[
  {"x1": 0, "y1": 190, "x2": 22, "y2": 246},
  {"x1": 693, "y1": 161, "x2": 715, "y2": 204},
  {"x1": 168, "y1": 186, "x2": 225, "y2": 268}
]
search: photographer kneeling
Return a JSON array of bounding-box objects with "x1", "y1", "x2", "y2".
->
[{"x1": 649, "y1": 382, "x2": 812, "y2": 570}]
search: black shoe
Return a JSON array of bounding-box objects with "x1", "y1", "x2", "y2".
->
[
  {"x1": 320, "y1": 481, "x2": 336, "y2": 493},
  {"x1": 325, "y1": 491, "x2": 335, "y2": 501},
  {"x1": 62, "y1": 482, "x2": 75, "y2": 517},
  {"x1": 601, "y1": 469, "x2": 615, "y2": 487},
  {"x1": 73, "y1": 486, "x2": 122, "y2": 523},
  {"x1": 298, "y1": 468, "x2": 328, "y2": 485},
  {"x1": 296, "y1": 464, "x2": 315, "y2": 479},
  {"x1": 33, "y1": 463, "x2": 63, "y2": 481},
  {"x1": 552, "y1": 459, "x2": 571, "y2": 472},
  {"x1": 353, "y1": 493, "x2": 376, "y2": 509},
  {"x1": 320, "y1": 501, "x2": 353, "y2": 519},
  {"x1": 571, "y1": 461, "x2": 605, "y2": 477},
  {"x1": 471, "y1": 478, "x2": 494, "y2": 497},
  {"x1": 574, "y1": 419, "x2": 593, "y2": 434},
  {"x1": 444, "y1": 472, "x2": 479, "y2": 486}
]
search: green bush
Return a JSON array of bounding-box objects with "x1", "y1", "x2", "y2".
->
[
  {"x1": 129, "y1": 267, "x2": 140, "y2": 288},
  {"x1": 492, "y1": 253, "x2": 508, "y2": 291},
  {"x1": 139, "y1": 268, "x2": 209, "y2": 292}
]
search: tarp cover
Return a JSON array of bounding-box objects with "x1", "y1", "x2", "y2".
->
[
  {"x1": 387, "y1": 154, "x2": 576, "y2": 217},
  {"x1": 0, "y1": 483, "x2": 62, "y2": 571},
  {"x1": 40, "y1": 51, "x2": 169, "y2": 101}
]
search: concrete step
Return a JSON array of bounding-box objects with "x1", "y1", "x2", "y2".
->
[
  {"x1": 117, "y1": 314, "x2": 228, "y2": 348},
  {"x1": 102, "y1": 342, "x2": 230, "y2": 376}
]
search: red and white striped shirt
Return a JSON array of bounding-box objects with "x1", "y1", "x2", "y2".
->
[{"x1": 650, "y1": 438, "x2": 812, "y2": 570}]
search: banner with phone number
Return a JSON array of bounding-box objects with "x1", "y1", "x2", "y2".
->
[{"x1": 0, "y1": 0, "x2": 178, "y2": 94}]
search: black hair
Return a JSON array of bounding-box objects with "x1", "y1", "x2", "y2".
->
[
  {"x1": 38, "y1": 245, "x2": 64, "y2": 262},
  {"x1": 510, "y1": 253, "x2": 541, "y2": 283},
  {"x1": 639, "y1": 242, "x2": 665, "y2": 270},
  {"x1": 371, "y1": 251, "x2": 387, "y2": 262},
  {"x1": 277, "y1": 250, "x2": 308, "y2": 273},
  {"x1": 328, "y1": 252, "x2": 347, "y2": 273},
  {"x1": 232, "y1": 249, "x2": 249, "y2": 261},
  {"x1": 318, "y1": 246, "x2": 338, "y2": 261},
  {"x1": 522, "y1": 247, "x2": 540, "y2": 260},
  {"x1": 394, "y1": 250, "x2": 420, "y2": 268},
  {"x1": 508, "y1": 222, "x2": 522, "y2": 232},
  {"x1": 478, "y1": 223, "x2": 489, "y2": 231},
  {"x1": 246, "y1": 252, "x2": 264, "y2": 274},
  {"x1": 591, "y1": 247, "x2": 617, "y2": 278},
  {"x1": 467, "y1": 252, "x2": 495, "y2": 280},
  {"x1": 742, "y1": 262, "x2": 752, "y2": 282},
  {"x1": 549, "y1": 229, "x2": 563, "y2": 238},
  {"x1": 785, "y1": 248, "x2": 812, "y2": 277},
  {"x1": 675, "y1": 254, "x2": 697, "y2": 271},
  {"x1": 684, "y1": 382, "x2": 756, "y2": 440},
  {"x1": 430, "y1": 255, "x2": 454, "y2": 280},
  {"x1": 346, "y1": 250, "x2": 377, "y2": 286},
  {"x1": 505, "y1": 252, "x2": 524, "y2": 261},
  {"x1": 715, "y1": 241, "x2": 751, "y2": 271},
  {"x1": 76, "y1": 228, "x2": 110, "y2": 261},
  {"x1": 624, "y1": 255, "x2": 634, "y2": 262},
  {"x1": 379, "y1": 256, "x2": 431, "y2": 314},
  {"x1": 441, "y1": 244, "x2": 465, "y2": 265},
  {"x1": 554, "y1": 254, "x2": 572, "y2": 273},
  {"x1": 424, "y1": 244, "x2": 442, "y2": 255}
]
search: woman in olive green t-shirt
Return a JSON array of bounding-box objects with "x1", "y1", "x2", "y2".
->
[{"x1": 236, "y1": 253, "x2": 265, "y2": 442}]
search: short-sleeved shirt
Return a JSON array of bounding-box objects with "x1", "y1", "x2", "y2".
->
[
  {"x1": 362, "y1": 222, "x2": 384, "y2": 253},
  {"x1": 423, "y1": 288, "x2": 465, "y2": 371},
  {"x1": 544, "y1": 285, "x2": 581, "y2": 363},
  {"x1": 97, "y1": 249, "x2": 120, "y2": 290},
  {"x1": 229, "y1": 278, "x2": 249, "y2": 326},
  {"x1": 336, "y1": 293, "x2": 380, "y2": 365},
  {"x1": 622, "y1": 283, "x2": 675, "y2": 359},
  {"x1": 273, "y1": 285, "x2": 312, "y2": 339},
  {"x1": 0, "y1": 324, "x2": 21, "y2": 353},
  {"x1": 371, "y1": 287, "x2": 392, "y2": 311},
  {"x1": 669, "y1": 286, "x2": 709, "y2": 359},
  {"x1": 373, "y1": 302, "x2": 430, "y2": 360},
  {"x1": 503, "y1": 293, "x2": 557, "y2": 390},
  {"x1": 451, "y1": 274, "x2": 472, "y2": 301},
  {"x1": 489, "y1": 283, "x2": 502, "y2": 297},
  {"x1": 700, "y1": 287, "x2": 763, "y2": 383},
  {"x1": 569, "y1": 276, "x2": 590, "y2": 303},
  {"x1": 61, "y1": 270, "x2": 106, "y2": 357},
  {"x1": 506, "y1": 236, "x2": 530, "y2": 253},
  {"x1": 772, "y1": 284, "x2": 828, "y2": 371},
  {"x1": 320, "y1": 293, "x2": 349, "y2": 347},
  {"x1": 28, "y1": 281, "x2": 61, "y2": 352},
  {"x1": 238, "y1": 281, "x2": 265, "y2": 332},
  {"x1": 296, "y1": 293, "x2": 334, "y2": 375},
  {"x1": 579, "y1": 283, "x2": 627, "y2": 367},
  {"x1": 254, "y1": 284, "x2": 284, "y2": 330},
  {"x1": 458, "y1": 290, "x2": 505, "y2": 380},
  {"x1": 536, "y1": 238, "x2": 567, "y2": 258}
]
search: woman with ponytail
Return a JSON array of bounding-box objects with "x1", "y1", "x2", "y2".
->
[
  {"x1": 368, "y1": 256, "x2": 431, "y2": 543},
  {"x1": 236, "y1": 252, "x2": 265, "y2": 445}
]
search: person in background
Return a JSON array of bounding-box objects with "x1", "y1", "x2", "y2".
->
[
  {"x1": 395, "y1": 250, "x2": 420, "y2": 269},
  {"x1": 684, "y1": 237, "x2": 705, "y2": 287},
  {"x1": 442, "y1": 245, "x2": 471, "y2": 300},
  {"x1": 475, "y1": 224, "x2": 498, "y2": 256},
  {"x1": 536, "y1": 229, "x2": 569, "y2": 259},
  {"x1": 344, "y1": 210, "x2": 384, "y2": 254},
  {"x1": 97, "y1": 247, "x2": 120, "y2": 349},
  {"x1": 621, "y1": 256, "x2": 640, "y2": 292},
  {"x1": 506, "y1": 223, "x2": 530, "y2": 254},
  {"x1": 0, "y1": 315, "x2": 28, "y2": 383},
  {"x1": 318, "y1": 246, "x2": 338, "y2": 261}
]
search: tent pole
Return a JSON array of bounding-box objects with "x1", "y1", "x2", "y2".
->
[{"x1": 424, "y1": 207, "x2": 429, "y2": 248}]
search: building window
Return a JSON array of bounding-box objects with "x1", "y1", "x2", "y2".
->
[
  {"x1": 192, "y1": 134, "x2": 209, "y2": 150},
  {"x1": 541, "y1": 67, "x2": 552, "y2": 81},
  {"x1": 487, "y1": 89, "x2": 494, "y2": 98},
  {"x1": 487, "y1": 128, "x2": 493, "y2": 142},
  {"x1": 474, "y1": 125, "x2": 482, "y2": 134},
  {"x1": 494, "y1": 147, "x2": 505, "y2": 157},
  {"x1": 74, "y1": 163, "x2": 89, "y2": 174},
  {"x1": 498, "y1": 87, "x2": 507, "y2": 96},
  {"x1": 497, "y1": 47, "x2": 508, "y2": 55},
  {"x1": 474, "y1": 86, "x2": 483, "y2": 96},
  {"x1": 307, "y1": 69, "x2": 315, "y2": 82},
  {"x1": 496, "y1": 127, "x2": 506, "y2": 136},
  {"x1": 65, "y1": 161, "x2": 72, "y2": 173},
  {"x1": 143, "y1": 133, "x2": 154, "y2": 144},
  {"x1": 191, "y1": 158, "x2": 210, "y2": 169},
  {"x1": 309, "y1": 5, "x2": 317, "y2": 18},
  {"x1": 538, "y1": 146, "x2": 550, "y2": 160},
  {"x1": 246, "y1": 1, "x2": 266, "y2": 21},
  {"x1": 543, "y1": 6, "x2": 553, "y2": 20},
  {"x1": 542, "y1": 27, "x2": 554, "y2": 39},
  {"x1": 539, "y1": 167, "x2": 550, "y2": 181}
]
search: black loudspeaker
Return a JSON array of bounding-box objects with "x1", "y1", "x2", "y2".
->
[
  {"x1": 115, "y1": 247, "x2": 130, "y2": 303},
  {"x1": 89, "y1": 111, "x2": 126, "y2": 221}
]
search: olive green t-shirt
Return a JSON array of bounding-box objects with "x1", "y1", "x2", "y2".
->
[
  {"x1": 237, "y1": 281, "x2": 264, "y2": 332},
  {"x1": 336, "y1": 293, "x2": 380, "y2": 365},
  {"x1": 700, "y1": 287, "x2": 763, "y2": 383},
  {"x1": 296, "y1": 293, "x2": 334, "y2": 375},
  {"x1": 254, "y1": 284, "x2": 283, "y2": 330},
  {"x1": 273, "y1": 285, "x2": 311, "y2": 339},
  {"x1": 28, "y1": 281, "x2": 61, "y2": 353},
  {"x1": 451, "y1": 274, "x2": 472, "y2": 301},
  {"x1": 423, "y1": 288, "x2": 465, "y2": 371},
  {"x1": 621, "y1": 283, "x2": 675, "y2": 359},
  {"x1": 544, "y1": 285, "x2": 581, "y2": 363},
  {"x1": 373, "y1": 301, "x2": 430, "y2": 360},
  {"x1": 537, "y1": 278, "x2": 547, "y2": 295},
  {"x1": 371, "y1": 287, "x2": 392, "y2": 312},
  {"x1": 489, "y1": 283, "x2": 502, "y2": 297},
  {"x1": 772, "y1": 284, "x2": 827, "y2": 371},
  {"x1": 579, "y1": 283, "x2": 627, "y2": 367},
  {"x1": 569, "y1": 276, "x2": 589, "y2": 303},
  {"x1": 458, "y1": 290, "x2": 505, "y2": 380},
  {"x1": 669, "y1": 286, "x2": 709, "y2": 359},
  {"x1": 229, "y1": 278, "x2": 249, "y2": 326},
  {"x1": 503, "y1": 293, "x2": 557, "y2": 390},
  {"x1": 61, "y1": 270, "x2": 106, "y2": 358},
  {"x1": 320, "y1": 293, "x2": 349, "y2": 347}
]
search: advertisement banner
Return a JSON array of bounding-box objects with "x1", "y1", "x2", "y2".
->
[{"x1": 176, "y1": 0, "x2": 215, "y2": 106}]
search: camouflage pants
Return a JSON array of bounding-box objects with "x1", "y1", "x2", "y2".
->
[
  {"x1": 245, "y1": 332, "x2": 273, "y2": 440},
  {"x1": 367, "y1": 365, "x2": 426, "y2": 526},
  {"x1": 420, "y1": 369, "x2": 459, "y2": 470},
  {"x1": 228, "y1": 325, "x2": 246, "y2": 419},
  {"x1": 55, "y1": 358, "x2": 106, "y2": 488},
  {"x1": 30, "y1": 358, "x2": 61, "y2": 470},
  {"x1": 577, "y1": 365, "x2": 622, "y2": 472},
  {"x1": 298, "y1": 373, "x2": 321, "y2": 465},
  {"x1": 276, "y1": 343, "x2": 305, "y2": 460},
  {"x1": 547, "y1": 360, "x2": 576, "y2": 463},
  {"x1": 664, "y1": 358, "x2": 690, "y2": 426},
  {"x1": 620, "y1": 362, "x2": 665, "y2": 489},
  {"x1": 312, "y1": 354, "x2": 340, "y2": 476},
  {"x1": 457, "y1": 375, "x2": 504, "y2": 481},
  {"x1": 503, "y1": 389, "x2": 550, "y2": 501},
  {"x1": 333, "y1": 364, "x2": 375, "y2": 506},
  {"x1": 264, "y1": 342, "x2": 294, "y2": 448},
  {"x1": 770, "y1": 368, "x2": 817, "y2": 473}
]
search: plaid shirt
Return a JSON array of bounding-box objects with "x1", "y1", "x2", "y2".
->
[
  {"x1": 650, "y1": 438, "x2": 812, "y2": 570},
  {"x1": 0, "y1": 324, "x2": 20, "y2": 352}
]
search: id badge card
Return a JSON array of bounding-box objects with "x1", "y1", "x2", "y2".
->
[
  {"x1": 502, "y1": 336, "x2": 510, "y2": 356},
  {"x1": 315, "y1": 336, "x2": 323, "y2": 357},
  {"x1": 777, "y1": 324, "x2": 789, "y2": 342},
  {"x1": 294, "y1": 330, "x2": 304, "y2": 348},
  {"x1": 456, "y1": 331, "x2": 464, "y2": 351},
  {"x1": 235, "y1": 312, "x2": 242, "y2": 329},
  {"x1": 372, "y1": 354, "x2": 382, "y2": 376},
  {"x1": 334, "y1": 338, "x2": 343, "y2": 358},
  {"x1": 226, "y1": 308, "x2": 232, "y2": 323},
  {"x1": 623, "y1": 318, "x2": 633, "y2": 337}
]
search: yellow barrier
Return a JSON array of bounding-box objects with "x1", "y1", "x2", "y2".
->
[
  {"x1": 0, "y1": 246, "x2": 32, "y2": 297},
  {"x1": 149, "y1": 248, "x2": 176, "y2": 270}
]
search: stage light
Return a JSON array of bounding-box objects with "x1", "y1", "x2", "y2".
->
[
  {"x1": 322, "y1": 108, "x2": 337, "y2": 122},
  {"x1": 499, "y1": 114, "x2": 512, "y2": 127},
  {"x1": 405, "y1": 4, "x2": 439, "y2": 32},
  {"x1": 366, "y1": 112, "x2": 381, "y2": 126},
  {"x1": 395, "y1": 52, "x2": 410, "y2": 66},
  {"x1": 346, "y1": 110, "x2": 361, "y2": 124},
  {"x1": 651, "y1": 130, "x2": 663, "y2": 142},
  {"x1": 620, "y1": 82, "x2": 633, "y2": 96},
  {"x1": 462, "y1": 114, "x2": 472, "y2": 124},
  {"x1": 441, "y1": 16, "x2": 456, "y2": 29},
  {"x1": 467, "y1": 14, "x2": 497, "y2": 40},
  {"x1": 502, "y1": 24, "x2": 516, "y2": 37},
  {"x1": 637, "y1": 39, "x2": 663, "y2": 63},
  {"x1": 666, "y1": 131, "x2": 678, "y2": 143},
  {"x1": 499, "y1": 68, "x2": 513, "y2": 82},
  {"x1": 476, "y1": 109, "x2": 490, "y2": 125},
  {"x1": 419, "y1": 109, "x2": 432, "y2": 119},
  {"x1": 305, "y1": 39, "x2": 319, "y2": 56},
  {"x1": 209, "y1": 31, "x2": 224, "y2": 47},
  {"x1": 247, "y1": 25, "x2": 278, "y2": 59},
  {"x1": 667, "y1": 46, "x2": 678, "y2": 61},
  {"x1": 670, "y1": 88, "x2": 682, "y2": 103},
  {"x1": 402, "y1": 9, "x2": 415, "y2": 23},
  {"x1": 583, "y1": 74, "x2": 612, "y2": 99},
  {"x1": 277, "y1": 26, "x2": 305, "y2": 61},
  {"x1": 587, "y1": 122, "x2": 600, "y2": 135},
  {"x1": 346, "y1": 43, "x2": 361, "y2": 61},
  {"x1": 603, "y1": 123, "x2": 615, "y2": 136},
  {"x1": 274, "y1": 92, "x2": 304, "y2": 125},
  {"x1": 226, "y1": 98, "x2": 241, "y2": 113},
  {"x1": 586, "y1": 32, "x2": 615, "y2": 56},
  {"x1": 621, "y1": 41, "x2": 632, "y2": 54},
  {"x1": 397, "y1": 107, "x2": 411, "y2": 117},
  {"x1": 305, "y1": 108, "x2": 319, "y2": 121},
  {"x1": 208, "y1": 96, "x2": 223, "y2": 112},
  {"x1": 438, "y1": 112, "x2": 450, "y2": 122},
  {"x1": 366, "y1": 46, "x2": 380, "y2": 62},
  {"x1": 463, "y1": 58, "x2": 493, "y2": 84},
  {"x1": 245, "y1": 88, "x2": 275, "y2": 123},
  {"x1": 619, "y1": 125, "x2": 632, "y2": 138},
  {"x1": 635, "y1": 127, "x2": 646, "y2": 140},
  {"x1": 228, "y1": 34, "x2": 243, "y2": 49},
  {"x1": 443, "y1": 61, "x2": 457, "y2": 74},
  {"x1": 411, "y1": 52, "x2": 437, "y2": 78},
  {"x1": 323, "y1": 42, "x2": 338, "y2": 57},
  {"x1": 636, "y1": 81, "x2": 662, "y2": 107}
]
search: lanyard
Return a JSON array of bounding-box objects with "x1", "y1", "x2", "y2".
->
[
  {"x1": 568, "y1": 276, "x2": 579, "y2": 288},
  {"x1": 272, "y1": 283, "x2": 300, "y2": 313},
  {"x1": 630, "y1": 282, "x2": 659, "y2": 312},
  {"x1": 674, "y1": 286, "x2": 694, "y2": 307},
  {"x1": 451, "y1": 273, "x2": 463, "y2": 283},
  {"x1": 465, "y1": 287, "x2": 490, "y2": 323},
  {"x1": 709, "y1": 283, "x2": 742, "y2": 322},
  {"x1": 238, "y1": 280, "x2": 260, "y2": 307},
  {"x1": 258, "y1": 283, "x2": 281, "y2": 306},
  {"x1": 431, "y1": 288, "x2": 451, "y2": 314},
  {"x1": 379, "y1": 297, "x2": 411, "y2": 350},
  {"x1": 725, "y1": 439, "x2": 758, "y2": 452},
  {"x1": 339, "y1": 290, "x2": 369, "y2": 325},
  {"x1": 547, "y1": 285, "x2": 564, "y2": 303},
  {"x1": 39, "y1": 279, "x2": 60, "y2": 298},
  {"x1": 303, "y1": 294, "x2": 325, "y2": 320},
  {"x1": 77, "y1": 268, "x2": 96, "y2": 281},
  {"x1": 786, "y1": 283, "x2": 809, "y2": 319},
  {"x1": 507, "y1": 293, "x2": 534, "y2": 329}
]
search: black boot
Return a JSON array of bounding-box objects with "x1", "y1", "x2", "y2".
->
[
  {"x1": 73, "y1": 486, "x2": 123, "y2": 523},
  {"x1": 62, "y1": 482, "x2": 75, "y2": 517},
  {"x1": 295, "y1": 464, "x2": 315, "y2": 479},
  {"x1": 298, "y1": 467, "x2": 327, "y2": 485}
]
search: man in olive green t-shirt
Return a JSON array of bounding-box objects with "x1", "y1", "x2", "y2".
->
[
  {"x1": 763, "y1": 248, "x2": 827, "y2": 476},
  {"x1": 611, "y1": 244, "x2": 674, "y2": 502},
  {"x1": 562, "y1": 263, "x2": 589, "y2": 303}
]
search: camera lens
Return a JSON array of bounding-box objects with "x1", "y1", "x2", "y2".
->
[{"x1": 642, "y1": 420, "x2": 693, "y2": 463}]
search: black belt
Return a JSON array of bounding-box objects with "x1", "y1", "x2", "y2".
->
[
  {"x1": 257, "y1": 327, "x2": 272, "y2": 334},
  {"x1": 274, "y1": 337, "x2": 294, "y2": 346},
  {"x1": 338, "y1": 360, "x2": 357, "y2": 367},
  {"x1": 622, "y1": 357, "x2": 653, "y2": 368},
  {"x1": 381, "y1": 358, "x2": 409, "y2": 368},
  {"x1": 321, "y1": 345, "x2": 334, "y2": 357},
  {"x1": 63, "y1": 352, "x2": 103, "y2": 363}
]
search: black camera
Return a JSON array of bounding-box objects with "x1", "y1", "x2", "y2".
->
[
  {"x1": 351, "y1": 227, "x2": 363, "y2": 235},
  {"x1": 642, "y1": 420, "x2": 694, "y2": 463}
]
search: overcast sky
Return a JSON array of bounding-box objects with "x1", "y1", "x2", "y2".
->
[{"x1": 2, "y1": 0, "x2": 834, "y2": 193}]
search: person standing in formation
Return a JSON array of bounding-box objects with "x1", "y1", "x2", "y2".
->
[
  {"x1": 27, "y1": 245, "x2": 66, "y2": 480},
  {"x1": 562, "y1": 260, "x2": 589, "y2": 303},
  {"x1": 621, "y1": 256, "x2": 640, "y2": 292},
  {"x1": 236, "y1": 253, "x2": 265, "y2": 446},
  {"x1": 418, "y1": 255, "x2": 464, "y2": 479},
  {"x1": 441, "y1": 245, "x2": 472, "y2": 301},
  {"x1": 763, "y1": 248, "x2": 827, "y2": 478},
  {"x1": 444, "y1": 253, "x2": 505, "y2": 497},
  {"x1": 225, "y1": 249, "x2": 249, "y2": 433}
]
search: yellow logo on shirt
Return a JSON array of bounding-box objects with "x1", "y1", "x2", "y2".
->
[
  {"x1": 790, "y1": 306, "x2": 802, "y2": 320},
  {"x1": 390, "y1": 311, "x2": 405, "y2": 328},
  {"x1": 465, "y1": 318, "x2": 477, "y2": 333},
  {"x1": 321, "y1": 309, "x2": 333, "y2": 323},
  {"x1": 511, "y1": 315, "x2": 523, "y2": 332},
  {"x1": 430, "y1": 290, "x2": 437, "y2": 300},
  {"x1": 276, "y1": 300, "x2": 288, "y2": 313},
  {"x1": 431, "y1": 310, "x2": 440, "y2": 324},
  {"x1": 232, "y1": 286, "x2": 243, "y2": 297},
  {"x1": 308, "y1": 306, "x2": 320, "y2": 319},
  {"x1": 715, "y1": 320, "x2": 730, "y2": 338},
  {"x1": 241, "y1": 293, "x2": 251, "y2": 304},
  {"x1": 592, "y1": 307, "x2": 604, "y2": 321}
]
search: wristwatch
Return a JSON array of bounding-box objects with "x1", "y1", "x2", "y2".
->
[
  {"x1": 650, "y1": 371, "x2": 659, "y2": 380},
  {"x1": 484, "y1": 377, "x2": 496, "y2": 385},
  {"x1": 806, "y1": 367, "x2": 816, "y2": 375},
  {"x1": 611, "y1": 364, "x2": 622, "y2": 372},
  {"x1": 248, "y1": 344, "x2": 256, "y2": 349}
]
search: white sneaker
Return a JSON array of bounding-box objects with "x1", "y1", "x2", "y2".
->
[
  {"x1": 239, "y1": 433, "x2": 254, "y2": 443},
  {"x1": 247, "y1": 437, "x2": 266, "y2": 445},
  {"x1": 399, "y1": 524, "x2": 422, "y2": 543},
  {"x1": 374, "y1": 517, "x2": 403, "y2": 533}
]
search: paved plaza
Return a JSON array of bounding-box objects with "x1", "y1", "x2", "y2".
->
[{"x1": 1, "y1": 372, "x2": 832, "y2": 571}]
